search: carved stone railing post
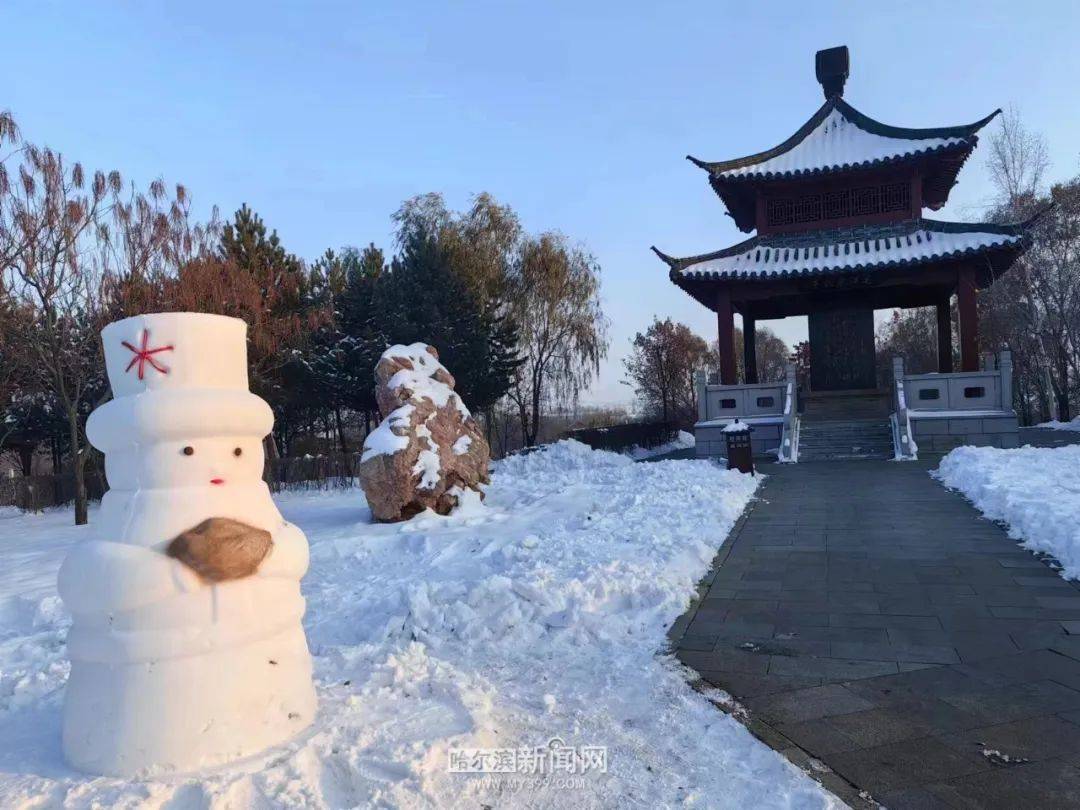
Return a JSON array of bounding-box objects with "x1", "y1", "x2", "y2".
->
[
  {"x1": 695, "y1": 369, "x2": 708, "y2": 423},
  {"x1": 779, "y1": 361, "x2": 798, "y2": 462},
  {"x1": 999, "y1": 349, "x2": 1014, "y2": 413},
  {"x1": 892, "y1": 356, "x2": 915, "y2": 459}
]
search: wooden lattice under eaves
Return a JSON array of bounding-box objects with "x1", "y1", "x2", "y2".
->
[{"x1": 765, "y1": 181, "x2": 910, "y2": 229}]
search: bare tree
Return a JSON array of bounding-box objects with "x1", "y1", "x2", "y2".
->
[
  {"x1": 1, "y1": 113, "x2": 192, "y2": 523},
  {"x1": 507, "y1": 232, "x2": 608, "y2": 447},
  {"x1": 988, "y1": 106, "x2": 1049, "y2": 205},
  {"x1": 706, "y1": 326, "x2": 790, "y2": 385},
  {"x1": 983, "y1": 108, "x2": 1079, "y2": 421},
  {"x1": 624, "y1": 317, "x2": 710, "y2": 426}
]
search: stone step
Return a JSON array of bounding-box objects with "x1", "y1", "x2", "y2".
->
[{"x1": 796, "y1": 415, "x2": 894, "y2": 462}]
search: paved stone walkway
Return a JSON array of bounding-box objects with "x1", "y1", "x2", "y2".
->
[{"x1": 672, "y1": 459, "x2": 1080, "y2": 809}]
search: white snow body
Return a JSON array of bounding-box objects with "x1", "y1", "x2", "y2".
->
[{"x1": 58, "y1": 313, "x2": 316, "y2": 776}]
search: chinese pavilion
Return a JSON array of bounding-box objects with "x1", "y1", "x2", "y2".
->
[{"x1": 653, "y1": 46, "x2": 1038, "y2": 396}]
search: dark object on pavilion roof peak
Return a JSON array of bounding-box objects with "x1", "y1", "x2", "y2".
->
[
  {"x1": 815, "y1": 46, "x2": 849, "y2": 99},
  {"x1": 686, "y1": 98, "x2": 1002, "y2": 232},
  {"x1": 652, "y1": 212, "x2": 1046, "y2": 284}
]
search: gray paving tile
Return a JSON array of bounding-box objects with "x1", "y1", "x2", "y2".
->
[
  {"x1": 773, "y1": 717, "x2": 859, "y2": 757},
  {"x1": 828, "y1": 736, "x2": 989, "y2": 793},
  {"x1": 966, "y1": 649, "x2": 1080, "y2": 690},
  {"x1": 874, "y1": 787, "x2": 954, "y2": 809},
  {"x1": 1014, "y1": 575, "x2": 1074, "y2": 589},
  {"x1": 674, "y1": 634, "x2": 717, "y2": 651},
  {"x1": 826, "y1": 706, "x2": 941, "y2": 748},
  {"x1": 832, "y1": 614, "x2": 943, "y2": 631},
  {"x1": 775, "y1": 625, "x2": 888, "y2": 643},
  {"x1": 697, "y1": 670, "x2": 822, "y2": 698},
  {"x1": 1038, "y1": 596, "x2": 1080, "y2": 610},
  {"x1": 742, "y1": 683, "x2": 875, "y2": 724},
  {"x1": 831, "y1": 641, "x2": 960, "y2": 664},
  {"x1": 1050, "y1": 637, "x2": 1080, "y2": 663},
  {"x1": 926, "y1": 759, "x2": 1080, "y2": 810},
  {"x1": 768, "y1": 656, "x2": 899, "y2": 682},
  {"x1": 936, "y1": 680, "x2": 1080, "y2": 725},
  {"x1": 997, "y1": 556, "x2": 1049, "y2": 569},
  {"x1": 938, "y1": 715, "x2": 1080, "y2": 762},
  {"x1": 675, "y1": 647, "x2": 769, "y2": 674},
  {"x1": 952, "y1": 633, "x2": 1021, "y2": 662}
]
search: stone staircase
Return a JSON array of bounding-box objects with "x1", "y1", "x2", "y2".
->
[
  {"x1": 797, "y1": 389, "x2": 894, "y2": 461},
  {"x1": 797, "y1": 418, "x2": 894, "y2": 461}
]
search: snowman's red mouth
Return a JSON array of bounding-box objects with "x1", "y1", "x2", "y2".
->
[{"x1": 210, "y1": 478, "x2": 225, "y2": 486}]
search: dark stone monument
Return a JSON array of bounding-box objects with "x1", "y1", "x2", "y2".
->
[{"x1": 808, "y1": 308, "x2": 876, "y2": 391}]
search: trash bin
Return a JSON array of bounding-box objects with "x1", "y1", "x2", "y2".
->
[{"x1": 723, "y1": 419, "x2": 755, "y2": 476}]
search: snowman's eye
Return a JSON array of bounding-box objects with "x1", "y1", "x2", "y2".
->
[
  {"x1": 233, "y1": 447, "x2": 243, "y2": 457},
  {"x1": 182, "y1": 446, "x2": 194, "y2": 456}
]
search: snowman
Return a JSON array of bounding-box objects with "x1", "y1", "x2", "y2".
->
[{"x1": 58, "y1": 312, "x2": 317, "y2": 776}]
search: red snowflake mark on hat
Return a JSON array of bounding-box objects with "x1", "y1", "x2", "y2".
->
[{"x1": 121, "y1": 330, "x2": 174, "y2": 380}]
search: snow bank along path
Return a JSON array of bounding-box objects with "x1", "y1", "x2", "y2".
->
[
  {"x1": 0, "y1": 441, "x2": 836, "y2": 808},
  {"x1": 935, "y1": 445, "x2": 1080, "y2": 579}
]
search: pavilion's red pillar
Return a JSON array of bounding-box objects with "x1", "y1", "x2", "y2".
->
[
  {"x1": 936, "y1": 296, "x2": 953, "y2": 374},
  {"x1": 716, "y1": 287, "x2": 737, "y2": 385},
  {"x1": 743, "y1": 316, "x2": 758, "y2": 384},
  {"x1": 957, "y1": 266, "x2": 979, "y2": 372}
]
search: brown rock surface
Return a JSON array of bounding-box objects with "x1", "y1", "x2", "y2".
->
[{"x1": 358, "y1": 343, "x2": 491, "y2": 522}]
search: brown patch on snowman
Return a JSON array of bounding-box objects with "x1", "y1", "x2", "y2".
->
[{"x1": 167, "y1": 517, "x2": 272, "y2": 582}]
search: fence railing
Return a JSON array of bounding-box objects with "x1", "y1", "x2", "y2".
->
[
  {"x1": 1, "y1": 453, "x2": 365, "y2": 510},
  {"x1": 902, "y1": 350, "x2": 1013, "y2": 414},
  {"x1": 0, "y1": 471, "x2": 108, "y2": 512},
  {"x1": 694, "y1": 367, "x2": 794, "y2": 424},
  {"x1": 263, "y1": 453, "x2": 361, "y2": 492}
]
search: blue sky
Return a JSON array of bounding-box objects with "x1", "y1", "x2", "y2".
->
[{"x1": 7, "y1": 1, "x2": 1079, "y2": 406}]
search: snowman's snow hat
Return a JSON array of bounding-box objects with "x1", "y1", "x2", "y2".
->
[{"x1": 87, "y1": 312, "x2": 274, "y2": 449}]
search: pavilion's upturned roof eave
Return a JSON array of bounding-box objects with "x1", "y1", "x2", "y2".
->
[
  {"x1": 652, "y1": 214, "x2": 1044, "y2": 283},
  {"x1": 686, "y1": 99, "x2": 1001, "y2": 181}
]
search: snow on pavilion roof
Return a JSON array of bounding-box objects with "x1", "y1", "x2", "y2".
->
[
  {"x1": 687, "y1": 98, "x2": 1001, "y2": 181},
  {"x1": 653, "y1": 219, "x2": 1033, "y2": 281}
]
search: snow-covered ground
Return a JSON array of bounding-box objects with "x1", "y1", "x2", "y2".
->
[
  {"x1": 0, "y1": 441, "x2": 836, "y2": 809},
  {"x1": 626, "y1": 429, "x2": 696, "y2": 461},
  {"x1": 1036, "y1": 417, "x2": 1080, "y2": 432},
  {"x1": 935, "y1": 444, "x2": 1080, "y2": 578}
]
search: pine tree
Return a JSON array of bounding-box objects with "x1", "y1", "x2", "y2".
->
[{"x1": 373, "y1": 230, "x2": 520, "y2": 414}]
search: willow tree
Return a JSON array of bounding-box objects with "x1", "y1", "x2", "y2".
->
[{"x1": 508, "y1": 232, "x2": 607, "y2": 447}]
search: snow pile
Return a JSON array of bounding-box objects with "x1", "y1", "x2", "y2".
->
[
  {"x1": 1037, "y1": 417, "x2": 1080, "y2": 432},
  {"x1": 627, "y1": 429, "x2": 696, "y2": 460},
  {"x1": 935, "y1": 445, "x2": 1080, "y2": 578},
  {"x1": 0, "y1": 440, "x2": 836, "y2": 808}
]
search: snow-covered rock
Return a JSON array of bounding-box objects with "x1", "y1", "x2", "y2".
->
[
  {"x1": 935, "y1": 444, "x2": 1080, "y2": 578},
  {"x1": 359, "y1": 344, "x2": 490, "y2": 521},
  {"x1": 0, "y1": 440, "x2": 838, "y2": 808}
]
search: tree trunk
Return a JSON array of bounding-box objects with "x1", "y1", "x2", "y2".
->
[
  {"x1": 334, "y1": 408, "x2": 348, "y2": 453},
  {"x1": 1057, "y1": 347, "x2": 1071, "y2": 422},
  {"x1": 526, "y1": 367, "x2": 543, "y2": 448},
  {"x1": 68, "y1": 410, "x2": 88, "y2": 526},
  {"x1": 18, "y1": 445, "x2": 33, "y2": 476}
]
